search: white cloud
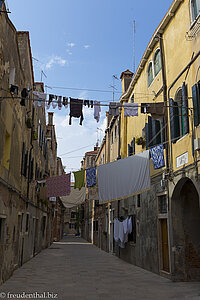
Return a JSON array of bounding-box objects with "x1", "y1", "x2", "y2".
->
[
  {"x1": 46, "y1": 56, "x2": 67, "y2": 69},
  {"x1": 83, "y1": 45, "x2": 90, "y2": 49},
  {"x1": 67, "y1": 42, "x2": 75, "y2": 48},
  {"x1": 66, "y1": 49, "x2": 72, "y2": 55}
]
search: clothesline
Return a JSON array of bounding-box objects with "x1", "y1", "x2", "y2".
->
[{"x1": 0, "y1": 95, "x2": 194, "y2": 110}]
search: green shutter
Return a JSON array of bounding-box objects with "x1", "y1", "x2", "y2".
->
[
  {"x1": 192, "y1": 84, "x2": 200, "y2": 126},
  {"x1": 145, "y1": 123, "x2": 149, "y2": 149},
  {"x1": 182, "y1": 82, "x2": 189, "y2": 134},
  {"x1": 169, "y1": 98, "x2": 180, "y2": 143},
  {"x1": 152, "y1": 119, "x2": 161, "y2": 146}
]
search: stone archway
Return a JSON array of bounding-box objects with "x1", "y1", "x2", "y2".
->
[{"x1": 171, "y1": 177, "x2": 200, "y2": 281}]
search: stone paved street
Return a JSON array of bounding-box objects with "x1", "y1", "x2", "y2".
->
[{"x1": 0, "y1": 236, "x2": 199, "y2": 300}]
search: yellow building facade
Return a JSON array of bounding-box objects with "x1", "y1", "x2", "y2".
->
[{"x1": 119, "y1": 0, "x2": 200, "y2": 281}]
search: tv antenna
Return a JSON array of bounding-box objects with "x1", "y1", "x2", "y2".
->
[
  {"x1": 109, "y1": 75, "x2": 119, "y2": 102},
  {"x1": 41, "y1": 70, "x2": 47, "y2": 82}
]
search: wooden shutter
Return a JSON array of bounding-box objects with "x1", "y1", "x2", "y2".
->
[
  {"x1": 152, "y1": 119, "x2": 161, "y2": 146},
  {"x1": 162, "y1": 117, "x2": 166, "y2": 147},
  {"x1": 169, "y1": 98, "x2": 180, "y2": 143},
  {"x1": 192, "y1": 83, "x2": 200, "y2": 126},
  {"x1": 148, "y1": 116, "x2": 153, "y2": 147},
  {"x1": 182, "y1": 82, "x2": 189, "y2": 135}
]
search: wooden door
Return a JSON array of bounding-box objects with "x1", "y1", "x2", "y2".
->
[{"x1": 160, "y1": 219, "x2": 169, "y2": 272}]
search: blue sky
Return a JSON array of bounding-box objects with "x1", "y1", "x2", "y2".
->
[{"x1": 8, "y1": 0, "x2": 173, "y2": 173}]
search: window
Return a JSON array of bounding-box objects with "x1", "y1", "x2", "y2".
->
[
  {"x1": 3, "y1": 131, "x2": 11, "y2": 170},
  {"x1": 69, "y1": 223, "x2": 76, "y2": 229},
  {"x1": 137, "y1": 194, "x2": 141, "y2": 208},
  {"x1": 147, "y1": 62, "x2": 153, "y2": 87},
  {"x1": 0, "y1": 218, "x2": 5, "y2": 241},
  {"x1": 71, "y1": 211, "x2": 76, "y2": 219},
  {"x1": 154, "y1": 49, "x2": 161, "y2": 77},
  {"x1": 128, "y1": 215, "x2": 136, "y2": 243},
  {"x1": 111, "y1": 132, "x2": 113, "y2": 144},
  {"x1": 131, "y1": 93, "x2": 134, "y2": 103},
  {"x1": 115, "y1": 125, "x2": 117, "y2": 139},
  {"x1": 158, "y1": 195, "x2": 167, "y2": 214},
  {"x1": 190, "y1": 0, "x2": 200, "y2": 22},
  {"x1": 41, "y1": 216, "x2": 46, "y2": 238},
  {"x1": 25, "y1": 214, "x2": 29, "y2": 232},
  {"x1": 93, "y1": 220, "x2": 98, "y2": 232}
]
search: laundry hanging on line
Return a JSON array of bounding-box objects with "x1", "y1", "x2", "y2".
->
[
  {"x1": 150, "y1": 143, "x2": 165, "y2": 169},
  {"x1": 141, "y1": 102, "x2": 165, "y2": 120},
  {"x1": 33, "y1": 91, "x2": 46, "y2": 108},
  {"x1": 124, "y1": 103, "x2": 139, "y2": 117},
  {"x1": 109, "y1": 102, "x2": 120, "y2": 117},
  {"x1": 86, "y1": 167, "x2": 96, "y2": 187},
  {"x1": 114, "y1": 217, "x2": 132, "y2": 248},
  {"x1": 94, "y1": 100, "x2": 101, "y2": 122},
  {"x1": 73, "y1": 169, "x2": 85, "y2": 190},
  {"x1": 69, "y1": 98, "x2": 84, "y2": 125},
  {"x1": 46, "y1": 173, "x2": 71, "y2": 198}
]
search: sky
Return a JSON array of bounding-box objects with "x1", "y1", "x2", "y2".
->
[{"x1": 7, "y1": 0, "x2": 173, "y2": 174}]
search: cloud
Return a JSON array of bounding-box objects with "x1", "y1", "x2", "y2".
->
[
  {"x1": 66, "y1": 49, "x2": 72, "y2": 55},
  {"x1": 46, "y1": 56, "x2": 67, "y2": 69},
  {"x1": 67, "y1": 42, "x2": 75, "y2": 48},
  {"x1": 83, "y1": 45, "x2": 90, "y2": 49}
]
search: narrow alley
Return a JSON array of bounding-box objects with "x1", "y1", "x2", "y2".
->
[{"x1": 0, "y1": 236, "x2": 199, "y2": 300}]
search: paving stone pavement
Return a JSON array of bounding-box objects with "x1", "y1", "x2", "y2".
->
[{"x1": 0, "y1": 236, "x2": 200, "y2": 300}]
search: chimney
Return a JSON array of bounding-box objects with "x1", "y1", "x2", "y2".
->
[
  {"x1": 120, "y1": 69, "x2": 134, "y2": 94},
  {"x1": 48, "y1": 112, "x2": 54, "y2": 125}
]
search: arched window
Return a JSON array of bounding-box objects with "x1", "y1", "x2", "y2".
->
[
  {"x1": 147, "y1": 62, "x2": 153, "y2": 87},
  {"x1": 190, "y1": 0, "x2": 200, "y2": 22},
  {"x1": 154, "y1": 49, "x2": 161, "y2": 77}
]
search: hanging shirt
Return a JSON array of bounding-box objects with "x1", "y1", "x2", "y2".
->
[
  {"x1": 58, "y1": 96, "x2": 62, "y2": 110},
  {"x1": 109, "y1": 102, "x2": 120, "y2": 117},
  {"x1": 84, "y1": 100, "x2": 90, "y2": 108},
  {"x1": 123, "y1": 217, "x2": 129, "y2": 243},
  {"x1": 124, "y1": 103, "x2": 138, "y2": 117},
  {"x1": 114, "y1": 218, "x2": 119, "y2": 242},
  {"x1": 128, "y1": 216, "x2": 132, "y2": 234},
  {"x1": 52, "y1": 95, "x2": 58, "y2": 109},
  {"x1": 47, "y1": 94, "x2": 54, "y2": 109},
  {"x1": 33, "y1": 91, "x2": 46, "y2": 108},
  {"x1": 119, "y1": 221, "x2": 124, "y2": 243},
  {"x1": 69, "y1": 98, "x2": 84, "y2": 125},
  {"x1": 73, "y1": 169, "x2": 85, "y2": 190},
  {"x1": 86, "y1": 167, "x2": 96, "y2": 187},
  {"x1": 63, "y1": 97, "x2": 68, "y2": 108},
  {"x1": 150, "y1": 144, "x2": 165, "y2": 169},
  {"x1": 94, "y1": 101, "x2": 101, "y2": 122}
]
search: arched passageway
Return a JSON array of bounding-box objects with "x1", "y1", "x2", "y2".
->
[{"x1": 171, "y1": 178, "x2": 200, "y2": 281}]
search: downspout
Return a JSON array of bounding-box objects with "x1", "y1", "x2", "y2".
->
[
  {"x1": 117, "y1": 112, "x2": 121, "y2": 160},
  {"x1": 159, "y1": 33, "x2": 169, "y2": 171},
  {"x1": 168, "y1": 50, "x2": 200, "y2": 171}
]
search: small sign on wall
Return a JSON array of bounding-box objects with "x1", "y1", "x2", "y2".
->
[{"x1": 176, "y1": 152, "x2": 188, "y2": 168}]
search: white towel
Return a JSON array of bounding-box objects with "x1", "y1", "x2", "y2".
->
[{"x1": 124, "y1": 103, "x2": 138, "y2": 117}]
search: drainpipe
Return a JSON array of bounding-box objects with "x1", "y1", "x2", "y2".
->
[
  {"x1": 168, "y1": 50, "x2": 200, "y2": 171},
  {"x1": 159, "y1": 33, "x2": 169, "y2": 171}
]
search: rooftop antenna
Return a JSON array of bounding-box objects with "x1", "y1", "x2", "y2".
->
[
  {"x1": 41, "y1": 70, "x2": 47, "y2": 82},
  {"x1": 109, "y1": 75, "x2": 119, "y2": 102},
  {"x1": 133, "y1": 20, "x2": 136, "y2": 73}
]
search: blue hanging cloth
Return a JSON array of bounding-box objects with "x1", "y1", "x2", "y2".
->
[
  {"x1": 86, "y1": 167, "x2": 96, "y2": 187},
  {"x1": 150, "y1": 144, "x2": 165, "y2": 169}
]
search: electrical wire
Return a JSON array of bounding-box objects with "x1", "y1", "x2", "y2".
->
[{"x1": 59, "y1": 143, "x2": 95, "y2": 156}]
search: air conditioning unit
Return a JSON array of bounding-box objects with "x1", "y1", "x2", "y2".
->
[{"x1": 194, "y1": 138, "x2": 200, "y2": 151}]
